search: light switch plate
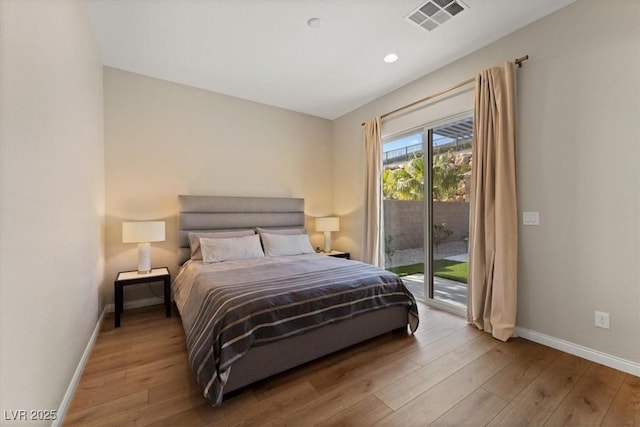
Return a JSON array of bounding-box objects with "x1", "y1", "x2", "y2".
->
[{"x1": 523, "y1": 211, "x2": 540, "y2": 225}]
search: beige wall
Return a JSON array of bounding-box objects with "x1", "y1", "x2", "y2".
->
[
  {"x1": 1, "y1": 2, "x2": 637, "y2": 415},
  {"x1": 333, "y1": 0, "x2": 640, "y2": 363},
  {"x1": 104, "y1": 68, "x2": 333, "y2": 303},
  {"x1": 0, "y1": 0, "x2": 105, "y2": 417}
]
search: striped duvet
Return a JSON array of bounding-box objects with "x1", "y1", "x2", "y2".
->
[{"x1": 173, "y1": 253, "x2": 419, "y2": 405}]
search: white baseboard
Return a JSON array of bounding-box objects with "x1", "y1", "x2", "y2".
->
[
  {"x1": 54, "y1": 306, "x2": 107, "y2": 427},
  {"x1": 105, "y1": 296, "x2": 164, "y2": 313},
  {"x1": 516, "y1": 327, "x2": 640, "y2": 376}
]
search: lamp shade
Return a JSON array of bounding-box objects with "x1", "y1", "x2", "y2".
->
[
  {"x1": 315, "y1": 217, "x2": 340, "y2": 232},
  {"x1": 122, "y1": 221, "x2": 165, "y2": 243}
]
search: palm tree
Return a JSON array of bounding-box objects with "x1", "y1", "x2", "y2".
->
[
  {"x1": 383, "y1": 155, "x2": 424, "y2": 200},
  {"x1": 432, "y1": 151, "x2": 469, "y2": 201},
  {"x1": 383, "y1": 152, "x2": 469, "y2": 201},
  {"x1": 395, "y1": 155, "x2": 424, "y2": 200},
  {"x1": 382, "y1": 168, "x2": 399, "y2": 200}
]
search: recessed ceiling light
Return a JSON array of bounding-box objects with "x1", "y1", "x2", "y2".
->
[
  {"x1": 384, "y1": 53, "x2": 399, "y2": 63},
  {"x1": 307, "y1": 17, "x2": 322, "y2": 29}
]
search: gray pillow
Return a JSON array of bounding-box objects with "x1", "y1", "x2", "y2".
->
[
  {"x1": 188, "y1": 229, "x2": 255, "y2": 260},
  {"x1": 256, "y1": 227, "x2": 306, "y2": 235}
]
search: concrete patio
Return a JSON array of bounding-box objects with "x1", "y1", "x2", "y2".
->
[
  {"x1": 388, "y1": 241, "x2": 468, "y2": 308},
  {"x1": 402, "y1": 274, "x2": 467, "y2": 309}
]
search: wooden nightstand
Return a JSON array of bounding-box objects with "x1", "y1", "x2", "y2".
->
[
  {"x1": 322, "y1": 250, "x2": 350, "y2": 259},
  {"x1": 114, "y1": 267, "x2": 171, "y2": 327}
]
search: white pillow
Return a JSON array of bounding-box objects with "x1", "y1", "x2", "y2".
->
[
  {"x1": 200, "y1": 234, "x2": 265, "y2": 264},
  {"x1": 188, "y1": 229, "x2": 255, "y2": 260},
  {"x1": 260, "y1": 233, "x2": 315, "y2": 257}
]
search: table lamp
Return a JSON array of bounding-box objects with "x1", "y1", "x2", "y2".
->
[
  {"x1": 122, "y1": 221, "x2": 165, "y2": 274},
  {"x1": 315, "y1": 217, "x2": 340, "y2": 253}
]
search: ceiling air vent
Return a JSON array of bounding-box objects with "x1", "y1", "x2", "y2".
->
[{"x1": 406, "y1": 0, "x2": 467, "y2": 32}]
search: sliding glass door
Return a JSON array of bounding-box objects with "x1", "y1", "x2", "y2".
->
[
  {"x1": 383, "y1": 114, "x2": 472, "y2": 313},
  {"x1": 382, "y1": 130, "x2": 426, "y2": 301},
  {"x1": 428, "y1": 117, "x2": 472, "y2": 309}
]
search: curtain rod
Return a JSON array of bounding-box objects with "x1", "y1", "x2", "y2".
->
[{"x1": 361, "y1": 55, "x2": 529, "y2": 126}]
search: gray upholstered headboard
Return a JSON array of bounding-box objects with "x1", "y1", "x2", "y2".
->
[{"x1": 177, "y1": 195, "x2": 305, "y2": 265}]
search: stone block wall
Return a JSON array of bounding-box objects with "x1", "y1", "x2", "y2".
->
[
  {"x1": 433, "y1": 201, "x2": 469, "y2": 242},
  {"x1": 383, "y1": 200, "x2": 469, "y2": 250},
  {"x1": 383, "y1": 200, "x2": 424, "y2": 250}
]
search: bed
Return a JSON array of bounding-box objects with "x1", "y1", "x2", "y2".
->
[{"x1": 174, "y1": 195, "x2": 419, "y2": 405}]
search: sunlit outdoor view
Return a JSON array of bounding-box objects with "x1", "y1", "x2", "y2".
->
[{"x1": 383, "y1": 117, "x2": 472, "y2": 308}]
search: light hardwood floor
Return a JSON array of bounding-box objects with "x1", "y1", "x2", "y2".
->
[{"x1": 64, "y1": 303, "x2": 639, "y2": 426}]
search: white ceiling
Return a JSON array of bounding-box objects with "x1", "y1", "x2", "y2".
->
[{"x1": 87, "y1": 0, "x2": 574, "y2": 120}]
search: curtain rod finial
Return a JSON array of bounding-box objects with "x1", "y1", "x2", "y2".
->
[{"x1": 515, "y1": 55, "x2": 529, "y2": 68}]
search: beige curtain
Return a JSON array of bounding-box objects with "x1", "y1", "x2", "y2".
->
[
  {"x1": 467, "y1": 62, "x2": 518, "y2": 342},
  {"x1": 363, "y1": 117, "x2": 384, "y2": 267}
]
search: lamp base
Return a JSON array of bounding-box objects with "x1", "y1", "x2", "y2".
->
[
  {"x1": 323, "y1": 231, "x2": 332, "y2": 253},
  {"x1": 137, "y1": 242, "x2": 152, "y2": 274}
]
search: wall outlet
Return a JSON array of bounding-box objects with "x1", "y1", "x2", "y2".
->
[{"x1": 595, "y1": 311, "x2": 610, "y2": 329}]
